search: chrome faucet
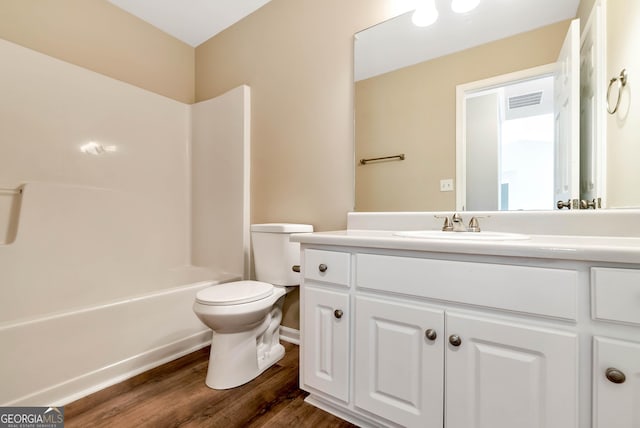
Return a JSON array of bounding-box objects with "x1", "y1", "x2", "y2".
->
[
  {"x1": 437, "y1": 213, "x2": 482, "y2": 232},
  {"x1": 451, "y1": 213, "x2": 467, "y2": 232}
]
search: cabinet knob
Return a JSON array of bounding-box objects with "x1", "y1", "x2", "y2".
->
[
  {"x1": 318, "y1": 263, "x2": 328, "y2": 273},
  {"x1": 449, "y1": 334, "x2": 462, "y2": 347},
  {"x1": 291, "y1": 265, "x2": 300, "y2": 273},
  {"x1": 425, "y1": 329, "x2": 437, "y2": 341},
  {"x1": 334, "y1": 309, "x2": 343, "y2": 319},
  {"x1": 605, "y1": 367, "x2": 626, "y2": 384}
]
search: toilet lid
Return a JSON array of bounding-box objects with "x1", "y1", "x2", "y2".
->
[{"x1": 195, "y1": 281, "x2": 274, "y2": 306}]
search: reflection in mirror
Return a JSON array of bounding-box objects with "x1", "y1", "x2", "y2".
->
[
  {"x1": 461, "y1": 73, "x2": 556, "y2": 211},
  {"x1": 353, "y1": 0, "x2": 622, "y2": 212},
  {"x1": 459, "y1": 19, "x2": 583, "y2": 212}
]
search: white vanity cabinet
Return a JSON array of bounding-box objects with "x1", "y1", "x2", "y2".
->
[
  {"x1": 591, "y1": 267, "x2": 640, "y2": 428},
  {"x1": 300, "y1": 249, "x2": 351, "y2": 403},
  {"x1": 353, "y1": 255, "x2": 578, "y2": 428},
  {"x1": 354, "y1": 295, "x2": 445, "y2": 427},
  {"x1": 300, "y1": 246, "x2": 580, "y2": 427},
  {"x1": 293, "y1": 212, "x2": 640, "y2": 427},
  {"x1": 353, "y1": 301, "x2": 578, "y2": 428},
  {"x1": 593, "y1": 337, "x2": 640, "y2": 428},
  {"x1": 445, "y1": 312, "x2": 577, "y2": 428},
  {"x1": 303, "y1": 285, "x2": 350, "y2": 402}
]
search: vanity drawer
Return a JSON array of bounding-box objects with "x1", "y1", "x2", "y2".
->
[
  {"x1": 592, "y1": 267, "x2": 640, "y2": 326},
  {"x1": 356, "y1": 254, "x2": 577, "y2": 320},
  {"x1": 304, "y1": 249, "x2": 351, "y2": 286}
]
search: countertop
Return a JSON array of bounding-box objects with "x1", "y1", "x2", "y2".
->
[{"x1": 291, "y1": 229, "x2": 640, "y2": 264}]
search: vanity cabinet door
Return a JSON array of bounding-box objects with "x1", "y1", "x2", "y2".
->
[
  {"x1": 445, "y1": 312, "x2": 578, "y2": 428},
  {"x1": 593, "y1": 336, "x2": 640, "y2": 428},
  {"x1": 301, "y1": 285, "x2": 350, "y2": 402},
  {"x1": 354, "y1": 296, "x2": 444, "y2": 428}
]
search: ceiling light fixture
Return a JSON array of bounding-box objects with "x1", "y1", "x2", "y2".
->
[
  {"x1": 412, "y1": 0, "x2": 439, "y2": 27},
  {"x1": 451, "y1": 0, "x2": 481, "y2": 14}
]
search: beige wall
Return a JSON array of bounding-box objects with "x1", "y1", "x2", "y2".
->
[
  {"x1": 355, "y1": 21, "x2": 570, "y2": 212},
  {"x1": 0, "y1": 0, "x2": 194, "y2": 103},
  {"x1": 196, "y1": 0, "x2": 406, "y2": 232}
]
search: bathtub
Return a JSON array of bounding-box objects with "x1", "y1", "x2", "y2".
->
[{"x1": 0, "y1": 271, "x2": 239, "y2": 406}]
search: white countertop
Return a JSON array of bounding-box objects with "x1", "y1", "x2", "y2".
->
[{"x1": 291, "y1": 229, "x2": 640, "y2": 264}]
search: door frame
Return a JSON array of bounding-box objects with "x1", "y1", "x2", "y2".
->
[{"x1": 455, "y1": 63, "x2": 556, "y2": 211}]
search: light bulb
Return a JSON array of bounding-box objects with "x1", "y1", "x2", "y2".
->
[
  {"x1": 451, "y1": 0, "x2": 481, "y2": 13},
  {"x1": 412, "y1": 0, "x2": 439, "y2": 27}
]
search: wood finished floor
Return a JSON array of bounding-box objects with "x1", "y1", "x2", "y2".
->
[{"x1": 65, "y1": 342, "x2": 357, "y2": 428}]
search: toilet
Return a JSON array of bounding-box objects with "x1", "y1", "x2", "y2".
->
[{"x1": 193, "y1": 223, "x2": 313, "y2": 389}]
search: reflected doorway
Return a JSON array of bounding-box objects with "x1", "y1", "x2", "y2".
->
[{"x1": 465, "y1": 76, "x2": 555, "y2": 211}]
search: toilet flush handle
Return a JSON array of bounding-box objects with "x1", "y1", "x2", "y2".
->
[{"x1": 292, "y1": 265, "x2": 300, "y2": 273}]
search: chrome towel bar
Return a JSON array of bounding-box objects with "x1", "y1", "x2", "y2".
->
[{"x1": 359, "y1": 153, "x2": 405, "y2": 165}]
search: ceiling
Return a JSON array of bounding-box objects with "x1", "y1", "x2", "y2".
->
[
  {"x1": 107, "y1": 0, "x2": 580, "y2": 60},
  {"x1": 107, "y1": 0, "x2": 273, "y2": 47}
]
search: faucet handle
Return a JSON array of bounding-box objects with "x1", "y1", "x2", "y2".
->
[
  {"x1": 467, "y1": 217, "x2": 481, "y2": 232},
  {"x1": 434, "y1": 215, "x2": 453, "y2": 231},
  {"x1": 442, "y1": 217, "x2": 453, "y2": 231}
]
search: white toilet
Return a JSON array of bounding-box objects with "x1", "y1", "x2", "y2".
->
[{"x1": 193, "y1": 223, "x2": 313, "y2": 389}]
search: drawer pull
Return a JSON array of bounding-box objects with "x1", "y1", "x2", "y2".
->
[
  {"x1": 449, "y1": 335, "x2": 462, "y2": 347},
  {"x1": 319, "y1": 263, "x2": 328, "y2": 273},
  {"x1": 425, "y1": 329, "x2": 437, "y2": 341},
  {"x1": 606, "y1": 368, "x2": 626, "y2": 384},
  {"x1": 334, "y1": 309, "x2": 344, "y2": 319},
  {"x1": 292, "y1": 265, "x2": 300, "y2": 273}
]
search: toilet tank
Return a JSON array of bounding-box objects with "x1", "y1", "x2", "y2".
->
[{"x1": 250, "y1": 223, "x2": 313, "y2": 286}]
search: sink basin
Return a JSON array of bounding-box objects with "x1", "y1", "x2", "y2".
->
[{"x1": 394, "y1": 230, "x2": 531, "y2": 241}]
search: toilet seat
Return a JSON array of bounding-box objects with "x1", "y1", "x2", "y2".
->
[{"x1": 195, "y1": 281, "x2": 274, "y2": 306}]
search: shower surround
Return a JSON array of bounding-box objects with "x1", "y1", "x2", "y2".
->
[{"x1": 0, "y1": 39, "x2": 250, "y2": 405}]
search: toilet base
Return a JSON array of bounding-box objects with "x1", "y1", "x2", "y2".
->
[{"x1": 204, "y1": 304, "x2": 286, "y2": 389}]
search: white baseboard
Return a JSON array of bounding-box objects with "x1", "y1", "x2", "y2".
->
[{"x1": 279, "y1": 326, "x2": 300, "y2": 345}]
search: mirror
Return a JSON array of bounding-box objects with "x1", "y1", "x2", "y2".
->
[{"x1": 354, "y1": 0, "x2": 639, "y2": 211}]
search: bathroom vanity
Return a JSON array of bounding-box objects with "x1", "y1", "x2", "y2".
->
[{"x1": 292, "y1": 211, "x2": 640, "y2": 428}]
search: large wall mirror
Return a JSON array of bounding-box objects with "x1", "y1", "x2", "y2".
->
[{"x1": 354, "y1": 0, "x2": 639, "y2": 212}]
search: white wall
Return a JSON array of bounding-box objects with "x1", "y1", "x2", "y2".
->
[
  {"x1": 606, "y1": 0, "x2": 640, "y2": 207},
  {"x1": 0, "y1": 38, "x2": 193, "y2": 321},
  {"x1": 466, "y1": 94, "x2": 499, "y2": 211},
  {"x1": 0, "y1": 40, "x2": 247, "y2": 405}
]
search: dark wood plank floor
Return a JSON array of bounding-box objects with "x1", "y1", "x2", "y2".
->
[{"x1": 65, "y1": 342, "x2": 357, "y2": 428}]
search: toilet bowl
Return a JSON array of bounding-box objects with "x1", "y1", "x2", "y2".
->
[{"x1": 193, "y1": 223, "x2": 313, "y2": 389}]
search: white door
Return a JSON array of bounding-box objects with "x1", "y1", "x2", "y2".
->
[
  {"x1": 302, "y1": 286, "x2": 350, "y2": 402},
  {"x1": 580, "y1": 0, "x2": 606, "y2": 205},
  {"x1": 593, "y1": 336, "x2": 640, "y2": 428},
  {"x1": 354, "y1": 296, "x2": 444, "y2": 428},
  {"x1": 445, "y1": 312, "x2": 578, "y2": 428},
  {"x1": 554, "y1": 19, "x2": 580, "y2": 207}
]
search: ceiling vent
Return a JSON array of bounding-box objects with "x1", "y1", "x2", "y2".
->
[{"x1": 508, "y1": 91, "x2": 543, "y2": 109}]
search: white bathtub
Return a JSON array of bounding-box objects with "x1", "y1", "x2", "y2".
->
[{"x1": 0, "y1": 272, "x2": 238, "y2": 406}]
